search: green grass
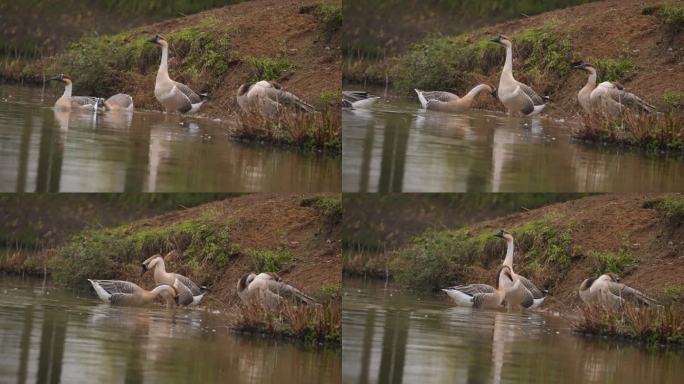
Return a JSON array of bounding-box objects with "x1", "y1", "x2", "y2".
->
[
  {"x1": 588, "y1": 249, "x2": 637, "y2": 276},
  {"x1": 245, "y1": 56, "x2": 294, "y2": 82},
  {"x1": 246, "y1": 248, "x2": 294, "y2": 273},
  {"x1": 314, "y1": 5, "x2": 342, "y2": 42},
  {"x1": 590, "y1": 57, "x2": 638, "y2": 82},
  {"x1": 392, "y1": 219, "x2": 574, "y2": 291},
  {"x1": 661, "y1": 285, "x2": 684, "y2": 304},
  {"x1": 53, "y1": 218, "x2": 232, "y2": 289},
  {"x1": 650, "y1": 197, "x2": 684, "y2": 226},
  {"x1": 659, "y1": 4, "x2": 684, "y2": 29},
  {"x1": 301, "y1": 195, "x2": 342, "y2": 223},
  {"x1": 659, "y1": 91, "x2": 684, "y2": 112}
]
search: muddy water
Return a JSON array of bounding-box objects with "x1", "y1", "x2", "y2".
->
[
  {"x1": 0, "y1": 84, "x2": 340, "y2": 192},
  {"x1": 342, "y1": 97, "x2": 684, "y2": 192},
  {"x1": 342, "y1": 279, "x2": 683, "y2": 384},
  {"x1": 0, "y1": 277, "x2": 340, "y2": 384}
]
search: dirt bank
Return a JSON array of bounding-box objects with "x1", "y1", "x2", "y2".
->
[
  {"x1": 1, "y1": 0, "x2": 341, "y2": 123},
  {"x1": 377, "y1": 194, "x2": 684, "y2": 315},
  {"x1": 345, "y1": 0, "x2": 684, "y2": 120},
  {"x1": 46, "y1": 194, "x2": 342, "y2": 310}
]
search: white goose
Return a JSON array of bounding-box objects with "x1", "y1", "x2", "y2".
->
[
  {"x1": 442, "y1": 266, "x2": 514, "y2": 309},
  {"x1": 141, "y1": 254, "x2": 206, "y2": 306},
  {"x1": 103, "y1": 93, "x2": 134, "y2": 111},
  {"x1": 237, "y1": 272, "x2": 318, "y2": 309},
  {"x1": 572, "y1": 62, "x2": 655, "y2": 116},
  {"x1": 47, "y1": 74, "x2": 100, "y2": 111},
  {"x1": 342, "y1": 91, "x2": 380, "y2": 109},
  {"x1": 490, "y1": 35, "x2": 550, "y2": 116},
  {"x1": 415, "y1": 84, "x2": 496, "y2": 113},
  {"x1": 236, "y1": 81, "x2": 314, "y2": 117},
  {"x1": 579, "y1": 273, "x2": 659, "y2": 310},
  {"x1": 495, "y1": 229, "x2": 547, "y2": 309},
  {"x1": 148, "y1": 34, "x2": 206, "y2": 114},
  {"x1": 88, "y1": 279, "x2": 177, "y2": 306}
]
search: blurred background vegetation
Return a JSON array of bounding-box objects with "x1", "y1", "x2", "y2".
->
[
  {"x1": 343, "y1": 193, "x2": 590, "y2": 251},
  {"x1": 0, "y1": 0, "x2": 242, "y2": 60},
  {"x1": 343, "y1": 0, "x2": 595, "y2": 61}
]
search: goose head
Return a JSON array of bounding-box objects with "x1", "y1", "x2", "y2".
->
[
  {"x1": 494, "y1": 229, "x2": 513, "y2": 242},
  {"x1": 237, "y1": 83, "x2": 252, "y2": 96},
  {"x1": 237, "y1": 272, "x2": 257, "y2": 292},
  {"x1": 579, "y1": 277, "x2": 596, "y2": 292},
  {"x1": 572, "y1": 62, "x2": 597, "y2": 74},
  {"x1": 490, "y1": 34, "x2": 512, "y2": 47},
  {"x1": 47, "y1": 74, "x2": 72, "y2": 86},
  {"x1": 141, "y1": 254, "x2": 162, "y2": 276},
  {"x1": 147, "y1": 34, "x2": 168, "y2": 47}
]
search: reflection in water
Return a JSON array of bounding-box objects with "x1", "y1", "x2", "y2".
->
[
  {"x1": 342, "y1": 98, "x2": 684, "y2": 192},
  {"x1": 0, "y1": 277, "x2": 340, "y2": 384},
  {"x1": 343, "y1": 279, "x2": 684, "y2": 384},
  {"x1": 0, "y1": 84, "x2": 340, "y2": 192}
]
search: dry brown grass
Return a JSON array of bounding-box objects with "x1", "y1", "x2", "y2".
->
[
  {"x1": 574, "y1": 303, "x2": 684, "y2": 346},
  {"x1": 575, "y1": 110, "x2": 684, "y2": 153},
  {"x1": 231, "y1": 298, "x2": 341, "y2": 345},
  {"x1": 232, "y1": 109, "x2": 341, "y2": 153}
]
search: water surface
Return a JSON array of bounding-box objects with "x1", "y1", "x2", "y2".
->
[
  {"x1": 0, "y1": 84, "x2": 340, "y2": 192},
  {"x1": 342, "y1": 278, "x2": 683, "y2": 384},
  {"x1": 0, "y1": 276, "x2": 340, "y2": 384},
  {"x1": 342, "y1": 97, "x2": 684, "y2": 192}
]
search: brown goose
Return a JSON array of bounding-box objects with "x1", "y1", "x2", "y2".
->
[
  {"x1": 236, "y1": 81, "x2": 314, "y2": 117},
  {"x1": 148, "y1": 34, "x2": 207, "y2": 114},
  {"x1": 490, "y1": 34, "x2": 549, "y2": 116},
  {"x1": 442, "y1": 266, "x2": 513, "y2": 309},
  {"x1": 88, "y1": 279, "x2": 177, "y2": 306},
  {"x1": 579, "y1": 273, "x2": 658, "y2": 310},
  {"x1": 495, "y1": 229, "x2": 546, "y2": 308},
  {"x1": 141, "y1": 254, "x2": 206, "y2": 306},
  {"x1": 237, "y1": 272, "x2": 318, "y2": 309},
  {"x1": 47, "y1": 74, "x2": 100, "y2": 111},
  {"x1": 104, "y1": 93, "x2": 134, "y2": 111},
  {"x1": 415, "y1": 84, "x2": 496, "y2": 113}
]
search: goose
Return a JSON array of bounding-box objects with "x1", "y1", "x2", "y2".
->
[
  {"x1": 579, "y1": 273, "x2": 659, "y2": 310},
  {"x1": 414, "y1": 84, "x2": 496, "y2": 113},
  {"x1": 236, "y1": 81, "x2": 315, "y2": 117},
  {"x1": 572, "y1": 62, "x2": 655, "y2": 116},
  {"x1": 342, "y1": 91, "x2": 380, "y2": 109},
  {"x1": 47, "y1": 74, "x2": 101, "y2": 111},
  {"x1": 141, "y1": 254, "x2": 206, "y2": 306},
  {"x1": 442, "y1": 266, "x2": 514, "y2": 309},
  {"x1": 148, "y1": 34, "x2": 207, "y2": 114},
  {"x1": 490, "y1": 35, "x2": 550, "y2": 116},
  {"x1": 88, "y1": 279, "x2": 178, "y2": 306},
  {"x1": 237, "y1": 272, "x2": 318, "y2": 309},
  {"x1": 103, "y1": 93, "x2": 134, "y2": 111},
  {"x1": 494, "y1": 229, "x2": 547, "y2": 308}
]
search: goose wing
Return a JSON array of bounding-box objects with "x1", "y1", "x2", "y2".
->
[
  {"x1": 92, "y1": 280, "x2": 143, "y2": 295},
  {"x1": 262, "y1": 87, "x2": 315, "y2": 113},
  {"x1": 173, "y1": 279, "x2": 194, "y2": 306},
  {"x1": 420, "y1": 91, "x2": 459, "y2": 103},
  {"x1": 105, "y1": 93, "x2": 133, "y2": 109},
  {"x1": 173, "y1": 81, "x2": 203, "y2": 104},
  {"x1": 265, "y1": 280, "x2": 318, "y2": 305},
  {"x1": 449, "y1": 284, "x2": 496, "y2": 296},
  {"x1": 606, "y1": 282, "x2": 658, "y2": 306},
  {"x1": 516, "y1": 82, "x2": 544, "y2": 106},
  {"x1": 70, "y1": 96, "x2": 101, "y2": 109},
  {"x1": 516, "y1": 275, "x2": 544, "y2": 299},
  {"x1": 174, "y1": 274, "x2": 203, "y2": 296},
  {"x1": 604, "y1": 87, "x2": 655, "y2": 113},
  {"x1": 343, "y1": 91, "x2": 373, "y2": 103}
]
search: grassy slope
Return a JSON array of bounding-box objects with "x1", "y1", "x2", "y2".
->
[
  {"x1": 344, "y1": 0, "x2": 684, "y2": 119},
  {"x1": 387, "y1": 194, "x2": 684, "y2": 315},
  {"x1": 1, "y1": 0, "x2": 341, "y2": 121}
]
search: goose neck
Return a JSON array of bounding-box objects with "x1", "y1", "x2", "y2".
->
[
  {"x1": 63, "y1": 83, "x2": 72, "y2": 98},
  {"x1": 503, "y1": 239, "x2": 514, "y2": 269},
  {"x1": 463, "y1": 84, "x2": 490, "y2": 102},
  {"x1": 503, "y1": 44, "x2": 513, "y2": 77},
  {"x1": 157, "y1": 45, "x2": 171, "y2": 82}
]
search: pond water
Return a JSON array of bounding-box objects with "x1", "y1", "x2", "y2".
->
[
  {"x1": 342, "y1": 278, "x2": 684, "y2": 384},
  {"x1": 0, "y1": 276, "x2": 340, "y2": 384},
  {"x1": 0, "y1": 84, "x2": 340, "y2": 192},
  {"x1": 342, "y1": 97, "x2": 684, "y2": 192}
]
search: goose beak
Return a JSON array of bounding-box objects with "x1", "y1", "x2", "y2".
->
[
  {"x1": 46, "y1": 75, "x2": 62, "y2": 82},
  {"x1": 572, "y1": 63, "x2": 587, "y2": 70},
  {"x1": 490, "y1": 35, "x2": 502, "y2": 44},
  {"x1": 140, "y1": 264, "x2": 148, "y2": 277},
  {"x1": 147, "y1": 35, "x2": 159, "y2": 44},
  {"x1": 494, "y1": 229, "x2": 505, "y2": 238}
]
